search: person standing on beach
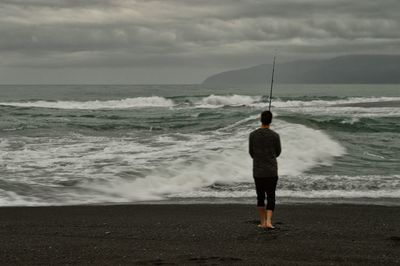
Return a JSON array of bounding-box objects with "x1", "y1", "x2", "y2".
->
[{"x1": 249, "y1": 110, "x2": 281, "y2": 229}]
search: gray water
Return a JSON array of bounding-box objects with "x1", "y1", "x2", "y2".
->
[{"x1": 0, "y1": 84, "x2": 399, "y2": 206}]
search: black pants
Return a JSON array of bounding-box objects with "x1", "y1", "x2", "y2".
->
[{"x1": 254, "y1": 177, "x2": 278, "y2": 211}]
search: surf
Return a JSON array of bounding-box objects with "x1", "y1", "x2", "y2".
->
[
  {"x1": 0, "y1": 96, "x2": 174, "y2": 109},
  {"x1": 0, "y1": 84, "x2": 399, "y2": 206}
]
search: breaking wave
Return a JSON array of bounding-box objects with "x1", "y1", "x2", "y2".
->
[
  {"x1": 1, "y1": 95, "x2": 399, "y2": 112},
  {"x1": 169, "y1": 173, "x2": 400, "y2": 199},
  {"x1": 195, "y1": 94, "x2": 261, "y2": 108},
  {"x1": 0, "y1": 96, "x2": 174, "y2": 109},
  {"x1": 0, "y1": 118, "x2": 347, "y2": 206},
  {"x1": 1, "y1": 89, "x2": 399, "y2": 206}
]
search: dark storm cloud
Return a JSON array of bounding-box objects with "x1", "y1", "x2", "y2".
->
[{"x1": 0, "y1": 0, "x2": 399, "y2": 82}]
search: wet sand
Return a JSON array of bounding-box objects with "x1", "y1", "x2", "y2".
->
[{"x1": 0, "y1": 204, "x2": 399, "y2": 265}]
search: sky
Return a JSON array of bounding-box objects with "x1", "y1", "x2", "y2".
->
[{"x1": 0, "y1": 0, "x2": 399, "y2": 84}]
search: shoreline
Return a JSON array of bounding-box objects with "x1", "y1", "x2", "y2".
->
[
  {"x1": 2, "y1": 196, "x2": 399, "y2": 208},
  {"x1": 1, "y1": 204, "x2": 399, "y2": 265}
]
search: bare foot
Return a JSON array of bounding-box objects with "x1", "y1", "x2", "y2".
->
[
  {"x1": 265, "y1": 223, "x2": 275, "y2": 229},
  {"x1": 257, "y1": 223, "x2": 267, "y2": 228}
]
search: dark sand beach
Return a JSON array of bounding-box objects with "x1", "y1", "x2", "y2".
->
[{"x1": 0, "y1": 204, "x2": 399, "y2": 265}]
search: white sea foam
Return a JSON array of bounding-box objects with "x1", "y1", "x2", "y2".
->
[
  {"x1": 169, "y1": 174, "x2": 400, "y2": 199},
  {"x1": 255, "y1": 97, "x2": 400, "y2": 118},
  {"x1": 340, "y1": 117, "x2": 360, "y2": 124},
  {"x1": 270, "y1": 96, "x2": 400, "y2": 108},
  {"x1": 0, "y1": 116, "x2": 349, "y2": 205},
  {"x1": 285, "y1": 106, "x2": 400, "y2": 118},
  {"x1": 170, "y1": 188, "x2": 400, "y2": 199},
  {"x1": 275, "y1": 121, "x2": 346, "y2": 176},
  {"x1": 0, "y1": 96, "x2": 174, "y2": 109},
  {"x1": 190, "y1": 95, "x2": 400, "y2": 118},
  {"x1": 192, "y1": 95, "x2": 400, "y2": 109},
  {"x1": 1, "y1": 95, "x2": 399, "y2": 113},
  {"x1": 81, "y1": 119, "x2": 347, "y2": 203},
  {"x1": 195, "y1": 94, "x2": 261, "y2": 108}
]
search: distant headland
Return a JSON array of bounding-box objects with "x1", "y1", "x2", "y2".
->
[{"x1": 202, "y1": 55, "x2": 400, "y2": 85}]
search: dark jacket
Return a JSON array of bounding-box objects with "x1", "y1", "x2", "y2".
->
[{"x1": 249, "y1": 128, "x2": 281, "y2": 178}]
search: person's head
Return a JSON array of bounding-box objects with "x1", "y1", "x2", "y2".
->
[{"x1": 260, "y1": 110, "x2": 273, "y2": 125}]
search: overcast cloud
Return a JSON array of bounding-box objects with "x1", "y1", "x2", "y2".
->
[{"x1": 0, "y1": 0, "x2": 399, "y2": 83}]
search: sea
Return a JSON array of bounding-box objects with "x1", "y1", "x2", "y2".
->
[{"x1": 0, "y1": 84, "x2": 399, "y2": 206}]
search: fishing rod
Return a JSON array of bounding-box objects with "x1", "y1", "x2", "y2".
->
[{"x1": 268, "y1": 54, "x2": 276, "y2": 111}]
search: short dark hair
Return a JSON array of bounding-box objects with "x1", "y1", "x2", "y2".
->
[{"x1": 261, "y1": 110, "x2": 272, "y2": 125}]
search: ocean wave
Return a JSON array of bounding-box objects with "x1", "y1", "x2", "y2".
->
[
  {"x1": 0, "y1": 118, "x2": 348, "y2": 206},
  {"x1": 169, "y1": 174, "x2": 400, "y2": 199},
  {"x1": 1, "y1": 95, "x2": 399, "y2": 111},
  {"x1": 169, "y1": 188, "x2": 400, "y2": 199},
  {"x1": 88, "y1": 120, "x2": 346, "y2": 202},
  {"x1": 271, "y1": 96, "x2": 400, "y2": 108},
  {"x1": 195, "y1": 94, "x2": 262, "y2": 108},
  {"x1": 267, "y1": 96, "x2": 400, "y2": 118},
  {"x1": 190, "y1": 96, "x2": 400, "y2": 116},
  {"x1": 0, "y1": 96, "x2": 174, "y2": 109}
]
